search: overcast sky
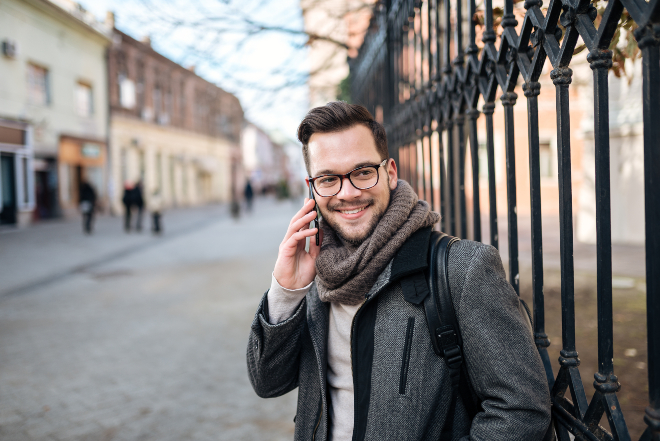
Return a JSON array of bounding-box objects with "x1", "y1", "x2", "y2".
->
[{"x1": 77, "y1": 0, "x2": 310, "y2": 141}]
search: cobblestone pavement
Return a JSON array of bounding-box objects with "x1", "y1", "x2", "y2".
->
[{"x1": 0, "y1": 198, "x2": 304, "y2": 441}]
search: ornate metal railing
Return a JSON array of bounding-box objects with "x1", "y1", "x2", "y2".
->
[{"x1": 350, "y1": 0, "x2": 659, "y2": 439}]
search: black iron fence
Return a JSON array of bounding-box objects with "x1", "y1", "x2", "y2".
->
[{"x1": 350, "y1": 0, "x2": 659, "y2": 439}]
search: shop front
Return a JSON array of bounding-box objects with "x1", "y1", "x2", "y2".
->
[
  {"x1": 58, "y1": 135, "x2": 106, "y2": 216},
  {"x1": 0, "y1": 119, "x2": 35, "y2": 226}
]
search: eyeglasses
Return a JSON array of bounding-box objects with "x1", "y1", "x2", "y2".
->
[{"x1": 309, "y1": 159, "x2": 388, "y2": 197}]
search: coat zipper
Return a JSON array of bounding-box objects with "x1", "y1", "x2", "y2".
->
[{"x1": 312, "y1": 396, "x2": 323, "y2": 440}]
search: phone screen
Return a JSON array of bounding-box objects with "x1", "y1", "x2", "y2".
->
[{"x1": 308, "y1": 183, "x2": 320, "y2": 246}]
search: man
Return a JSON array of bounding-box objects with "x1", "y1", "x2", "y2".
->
[
  {"x1": 244, "y1": 179, "x2": 254, "y2": 212},
  {"x1": 122, "y1": 181, "x2": 134, "y2": 233},
  {"x1": 247, "y1": 102, "x2": 551, "y2": 440},
  {"x1": 79, "y1": 178, "x2": 97, "y2": 234}
]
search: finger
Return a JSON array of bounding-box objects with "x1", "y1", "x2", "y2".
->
[
  {"x1": 286, "y1": 210, "x2": 317, "y2": 238},
  {"x1": 286, "y1": 199, "x2": 316, "y2": 232},
  {"x1": 283, "y1": 228, "x2": 318, "y2": 250}
]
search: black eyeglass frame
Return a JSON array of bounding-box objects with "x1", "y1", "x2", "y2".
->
[{"x1": 308, "y1": 159, "x2": 388, "y2": 197}]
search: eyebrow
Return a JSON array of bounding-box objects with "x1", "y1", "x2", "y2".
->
[{"x1": 315, "y1": 161, "x2": 380, "y2": 176}]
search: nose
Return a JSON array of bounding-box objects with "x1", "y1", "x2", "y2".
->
[{"x1": 336, "y1": 176, "x2": 361, "y2": 199}]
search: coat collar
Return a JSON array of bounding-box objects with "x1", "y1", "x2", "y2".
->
[{"x1": 389, "y1": 226, "x2": 432, "y2": 283}]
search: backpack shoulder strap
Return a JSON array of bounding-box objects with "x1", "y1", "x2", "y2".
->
[
  {"x1": 425, "y1": 232, "x2": 480, "y2": 433},
  {"x1": 424, "y1": 232, "x2": 461, "y2": 359}
]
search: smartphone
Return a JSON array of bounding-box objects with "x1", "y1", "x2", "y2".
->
[{"x1": 308, "y1": 182, "x2": 320, "y2": 246}]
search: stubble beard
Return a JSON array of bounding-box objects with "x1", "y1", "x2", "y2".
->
[{"x1": 321, "y1": 190, "x2": 391, "y2": 246}]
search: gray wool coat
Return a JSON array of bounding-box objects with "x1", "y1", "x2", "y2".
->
[{"x1": 247, "y1": 228, "x2": 551, "y2": 440}]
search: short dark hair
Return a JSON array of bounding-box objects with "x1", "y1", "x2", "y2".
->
[{"x1": 297, "y1": 102, "x2": 388, "y2": 175}]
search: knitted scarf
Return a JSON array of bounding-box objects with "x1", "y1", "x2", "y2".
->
[{"x1": 315, "y1": 180, "x2": 440, "y2": 305}]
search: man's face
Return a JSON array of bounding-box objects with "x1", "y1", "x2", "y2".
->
[{"x1": 307, "y1": 124, "x2": 398, "y2": 246}]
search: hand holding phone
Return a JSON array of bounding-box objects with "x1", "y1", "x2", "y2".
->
[{"x1": 272, "y1": 187, "x2": 321, "y2": 290}]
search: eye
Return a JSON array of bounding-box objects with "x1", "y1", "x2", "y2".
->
[
  {"x1": 318, "y1": 176, "x2": 339, "y2": 186},
  {"x1": 354, "y1": 168, "x2": 375, "y2": 177}
]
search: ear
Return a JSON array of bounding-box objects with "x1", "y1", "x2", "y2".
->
[{"x1": 387, "y1": 158, "x2": 398, "y2": 190}]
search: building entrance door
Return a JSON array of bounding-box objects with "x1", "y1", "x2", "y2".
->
[{"x1": 1, "y1": 154, "x2": 17, "y2": 225}]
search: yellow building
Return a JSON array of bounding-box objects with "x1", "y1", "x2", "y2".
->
[
  {"x1": 110, "y1": 115, "x2": 235, "y2": 212},
  {"x1": 0, "y1": 0, "x2": 112, "y2": 225}
]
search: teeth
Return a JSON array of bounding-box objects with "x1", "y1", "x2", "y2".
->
[{"x1": 341, "y1": 207, "x2": 365, "y2": 215}]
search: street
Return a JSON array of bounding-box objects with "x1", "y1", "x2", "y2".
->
[
  {"x1": 0, "y1": 196, "x2": 649, "y2": 439},
  {"x1": 0, "y1": 198, "x2": 302, "y2": 441}
]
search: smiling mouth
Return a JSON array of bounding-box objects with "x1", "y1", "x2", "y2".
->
[{"x1": 336, "y1": 205, "x2": 368, "y2": 215}]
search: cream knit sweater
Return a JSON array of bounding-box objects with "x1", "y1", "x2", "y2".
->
[{"x1": 268, "y1": 275, "x2": 358, "y2": 441}]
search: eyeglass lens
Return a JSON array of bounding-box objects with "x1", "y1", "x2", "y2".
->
[{"x1": 314, "y1": 167, "x2": 379, "y2": 197}]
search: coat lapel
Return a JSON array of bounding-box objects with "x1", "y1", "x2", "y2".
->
[{"x1": 390, "y1": 226, "x2": 432, "y2": 282}]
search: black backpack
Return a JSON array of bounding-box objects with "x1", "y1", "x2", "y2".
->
[{"x1": 401, "y1": 231, "x2": 534, "y2": 437}]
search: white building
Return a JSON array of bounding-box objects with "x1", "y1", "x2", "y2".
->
[
  {"x1": 241, "y1": 123, "x2": 287, "y2": 195},
  {"x1": 0, "y1": 0, "x2": 112, "y2": 226}
]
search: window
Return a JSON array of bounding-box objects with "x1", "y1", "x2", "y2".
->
[
  {"x1": 0, "y1": 125, "x2": 25, "y2": 145},
  {"x1": 120, "y1": 149, "x2": 128, "y2": 185},
  {"x1": 217, "y1": 115, "x2": 230, "y2": 137},
  {"x1": 153, "y1": 86, "x2": 161, "y2": 118},
  {"x1": 119, "y1": 74, "x2": 136, "y2": 109},
  {"x1": 136, "y1": 61, "x2": 144, "y2": 113},
  {"x1": 163, "y1": 92, "x2": 172, "y2": 125},
  {"x1": 179, "y1": 80, "x2": 186, "y2": 124},
  {"x1": 75, "y1": 82, "x2": 93, "y2": 116},
  {"x1": 539, "y1": 141, "x2": 554, "y2": 178},
  {"x1": 27, "y1": 63, "x2": 49, "y2": 105}
]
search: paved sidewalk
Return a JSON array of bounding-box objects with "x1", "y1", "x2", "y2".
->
[{"x1": 0, "y1": 203, "x2": 231, "y2": 297}]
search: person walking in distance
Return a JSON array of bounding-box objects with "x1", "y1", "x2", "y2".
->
[
  {"x1": 122, "y1": 182, "x2": 134, "y2": 232},
  {"x1": 247, "y1": 102, "x2": 551, "y2": 441},
  {"x1": 244, "y1": 179, "x2": 254, "y2": 212},
  {"x1": 79, "y1": 179, "x2": 97, "y2": 234},
  {"x1": 150, "y1": 189, "x2": 163, "y2": 234}
]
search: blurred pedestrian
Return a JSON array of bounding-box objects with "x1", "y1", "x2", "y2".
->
[
  {"x1": 122, "y1": 182, "x2": 134, "y2": 232},
  {"x1": 134, "y1": 180, "x2": 144, "y2": 232},
  {"x1": 244, "y1": 180, "x2": 254, "y2": 211},
  {"x1": 79, "y1": 180, "x2": 97, "y2": 234},
  {"x1": 150, "y1": 189, "x2": 163, "y2": 234}
]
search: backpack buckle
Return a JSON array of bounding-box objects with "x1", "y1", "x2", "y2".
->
[{"x1": 435, "y1": 326, "x2": 463, "y2": 369}]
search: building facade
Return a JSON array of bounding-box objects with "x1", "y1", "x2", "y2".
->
[
  {"x1": 241, "y1": 123, "x2": 287, "y2": 195},
  {"x1": 107, "y1": 29, "x2": 243, "y2": 214},
  {"x1": 241, "y1": 124, "x2": 307, "y2": 199},
  {"x1": 0, "y1": 0, "x2": 112, "y2": 226}
]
